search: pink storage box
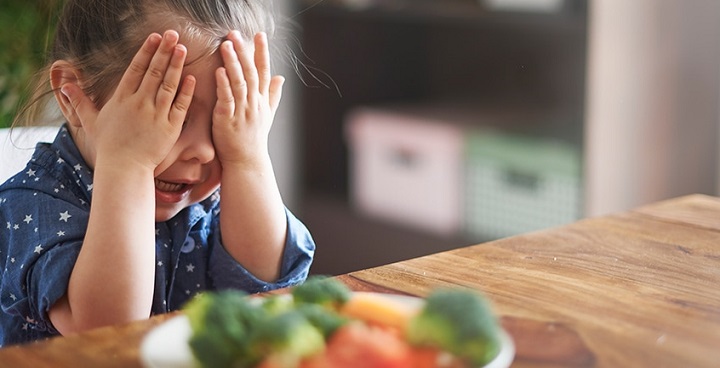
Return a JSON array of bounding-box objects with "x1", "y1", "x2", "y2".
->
[{"x1": 345, "y1": 107, "x2": 465, "y2": 235}]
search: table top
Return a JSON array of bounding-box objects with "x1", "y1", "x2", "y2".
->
[{"x1": 1, "y1": 194, "x2": 718, "y2": 368}]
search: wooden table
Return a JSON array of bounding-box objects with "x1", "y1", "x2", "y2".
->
[{"x1": 1, "y1": 194, "x2": 718, "y2": 367}]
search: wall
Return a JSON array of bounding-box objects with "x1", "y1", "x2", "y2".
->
[
  {"x1": 268, "y1": 0, "x2": 301, "y2": 209},
  {"x1": 585, "y1": 0, "x2": 720, "y2": 216}
]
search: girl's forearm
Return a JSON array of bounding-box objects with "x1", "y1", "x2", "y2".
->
[
  {"x1": 50, "y1": 162, "x2": 157, "y2": 334},
  {"x1": 219, "y1": 158, "x2": 287, "y2": 283}
]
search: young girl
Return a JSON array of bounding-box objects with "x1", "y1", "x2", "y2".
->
[{"x1": 0, "y1": 0, "x2": 314, "y2": 346}]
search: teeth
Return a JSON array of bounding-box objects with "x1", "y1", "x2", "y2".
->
[{"x1": 155, "y1": 179, "x2": 185, "y2": 192}]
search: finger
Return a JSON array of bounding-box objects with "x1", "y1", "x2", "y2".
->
[
  {"x1": 214, "y1": 67, "x2": 236, "y2": 120},
  {"x1": 169, "y1": 75, "x2": 195, "y2": 127},
  {"x1": 254, "y1": 32, "x2": 271, "y2": 96},
  {"x1": 228, "y1": 31, "x2": 258, "y2": 106},
  {"x1": 117, "y1": 33, "x2": 162, "y2": 95},
  {"x1": 60, "y1": 83, "x2": 99, "y2": 126},
  {"x1": 156, "y1": 44, "x2": 188, "y2": 111},
  {"x1": 219, "y1": 40, "x2": 247, "y2": 111},
  {"x1": 268, "y1": 75, "x2": 284, "y2": 116},
  {"x1": 138, "y1": 30, "x2": 179, "y2": 96}
]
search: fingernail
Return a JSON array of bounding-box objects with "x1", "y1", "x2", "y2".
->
[
  {"x1": 174, "y1": 44, "x2": 186, "y2": 57},
  {"x1": 165, "y1": 30, "x2": 179, "y2": 42},
  {"x1": 222, "y1": 40, "x2": 233, "y2": 53},
  {"x1": 148, "y1": 33, "x2": 162, "y2": 44},
  {"x1": 60, "y1": 85, "x2": 70, "y2": 98}
]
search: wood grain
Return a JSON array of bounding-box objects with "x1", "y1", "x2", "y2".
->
[
  {"x1": 632, "y1": 193, "x2": 720, "y2": 231},
  {"x1": 348, "y1": 195, "x2": 720, "y2": 367},
  {"x1": 0, "y1": 194, "x2": 718, "y2": 367},
  {"x1": 0, "y1": 313, "x2": 175, "y2": 368}
]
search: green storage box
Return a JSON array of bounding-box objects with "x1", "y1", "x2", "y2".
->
[{"x1": 465, "y1": 131, "x2": 582, "y2": 239}]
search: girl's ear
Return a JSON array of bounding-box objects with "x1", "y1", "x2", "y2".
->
[{"x1": 50, "y1": 60, "x2": 84, "y2": 128}]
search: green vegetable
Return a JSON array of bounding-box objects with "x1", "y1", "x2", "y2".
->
[
  {"x1": 249, "y1": 310, "x2": 326, "y2": 366},
  {"x1": 295, "y1": 303, "x2": 349, "y2": 338},
  {"x1": 184, "y1": 290, "x2": 265, "y2": 368},
  {"x1": 291, "y1": 275, "x2": 351, "y2": 310},
  {"x1": 183, "y1": 280, "x2": 502, "y2": 368},
  {"x1": 183, "y1": 279, "x2": 351, "y2": 368},
  {"x1": 260, "y1": 294, "x2": 294, "y2": 315},
  {"x1": 407, "y1": 288, "x2": 502, "y2": 366}
]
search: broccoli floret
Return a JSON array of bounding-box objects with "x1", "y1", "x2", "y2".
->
[
  {"x1": 184, "y1": 291, "x2": 331, "y2": 368},
  {"x1": 183, "y1": 290, "x2": 265, "y2": 368},
  {"x1": 260, "y1": 294, "x2": 295, "y2": 316},
  {"x1": 291, "y1": 275, "x2": 351, "y2": 310},
  {"x1": 406, "y1": 288, "x2": 502, "y2": 366},
  {"x1": 249, "y1": 310, "x2": 326, "y2": 366},
  {"x1": 295, "y1": 303, "x2": 349, "y2": 338}
]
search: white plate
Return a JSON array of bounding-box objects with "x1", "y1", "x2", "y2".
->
[{"x1": 140, "y1": 293, "x2": 515, "y2": 368}]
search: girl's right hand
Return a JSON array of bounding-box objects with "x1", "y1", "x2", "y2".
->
[{"x1": 61, "y1": 30, "x2": 196, "y2": 171}]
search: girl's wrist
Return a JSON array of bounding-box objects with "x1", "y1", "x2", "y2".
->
[
  {"x1": 92, "y1": 157, "x2": 157, "y2": 185},
  {"x1": 218, "y1": 151, "x2": 273, "y2": 173},
  {"x1": 93, "y1": 151, "x2": 160, "y2": 176}
]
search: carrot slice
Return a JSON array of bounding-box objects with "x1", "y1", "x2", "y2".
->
[{"x1": 340, "y1": 293, "x2": 419, "y2": 332}]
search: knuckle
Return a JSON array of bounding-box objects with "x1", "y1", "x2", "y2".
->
[
  {"x1": 173, "y1": 99, "x2": 189, "y2": 112},
  {"x1": 148, "y1": 66, "x2": 164, "y2": 80},
  {"x1": 160, "y1": 80, "x2": 177, "y2": 94},
  {"x1": 213, "y1": 107, "x2": 233, "y2": 119},
  {"x1": 128, "y1": 61, "x2": 146, "y2": 75}
]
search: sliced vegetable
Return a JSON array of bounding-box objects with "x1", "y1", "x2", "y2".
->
[
  {"x1": 340, "y1": 292, "x2": 418, "y2": 332},
  {"x1": 183, "y1": 281, "x2": 502, "y2": 368}
]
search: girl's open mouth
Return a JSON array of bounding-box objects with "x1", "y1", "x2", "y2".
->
[
  {"x1": 155, "y1": 179, "x2": 187, "y2": 193},
  {"x1": 154, "y1": 179, "x2": 193, "y2": 204}
]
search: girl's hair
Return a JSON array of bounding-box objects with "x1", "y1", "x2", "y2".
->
[{"x1": 14, "y1": 0, "x2": 279, "y2": 128}]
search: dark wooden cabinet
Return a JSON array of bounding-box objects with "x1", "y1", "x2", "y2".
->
[{"x1": 293, "y1": 0, "x2": 589, "y2": 275}]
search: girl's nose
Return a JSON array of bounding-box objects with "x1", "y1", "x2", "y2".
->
[{"x1": 178, "y1": 122, "x2": 215, "y2": 164}]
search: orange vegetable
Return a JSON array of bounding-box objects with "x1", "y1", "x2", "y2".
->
[
  {"x1": 257, "y1": 293, "x2": 471, "y2": 368},
  {"x1": 324, "y1": 322, "x2": 412, "y2": 368},
  {"x1": 340, "y1": 292, "x2": 418, "y2": 333},
  {"x1": 409, "y1": 348, "x2": 442, "y2": 368}
]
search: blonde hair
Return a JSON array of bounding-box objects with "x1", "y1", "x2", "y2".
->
[{"x1": 15, "y1": 0, "x2": 278, "y2": 128}]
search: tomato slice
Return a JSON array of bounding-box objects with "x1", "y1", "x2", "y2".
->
[{"x1": 323, "y1": 322, "x2": 413, "y2": 368}]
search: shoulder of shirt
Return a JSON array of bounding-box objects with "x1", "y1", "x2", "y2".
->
[{"x1": 0, "y1": 142, "x2": 88, "y2": 206}]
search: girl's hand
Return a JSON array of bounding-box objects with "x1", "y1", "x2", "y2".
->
[
  {"x1": 212, "y1": 31, "x2": 285, "y2": 170},
  {"x1": 212, "y1": 31, "x2": 287, "y2": 282},
  {"x1": 47, "y1": 31, "x2": 196, "y2": 333},
  {"x1": 62, "y1": 30, "x2": 195, "y2": 171}
]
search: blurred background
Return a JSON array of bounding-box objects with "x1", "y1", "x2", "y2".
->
[
  {"x1": 0, "y1": 1, "x2": 61, "y2": 128},
  {"x1": 2, "y1": 0, "x2": 719, "y2": 276}
]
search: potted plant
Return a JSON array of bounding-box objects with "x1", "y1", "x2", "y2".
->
[{"x1": 0, "y1": 1, "x2": 62, "y2": 128}]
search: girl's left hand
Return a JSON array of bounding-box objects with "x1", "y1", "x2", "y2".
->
[{"x1": 212, "y1": 31, "x2": 285, "y2": 169}]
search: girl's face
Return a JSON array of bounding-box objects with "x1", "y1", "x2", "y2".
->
[{"x1": 151, "y1": 38, "x2": 224, "y2": 222}]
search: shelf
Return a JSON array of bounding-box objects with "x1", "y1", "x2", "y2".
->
[
  {"x1": 295, "y1": 0, "x2": 587, "y2": 30},
  {"x1": 297, "y1": 4, "x2": 588, "y2": 196},
  {"x1": 294, "y1": 0, "x2": 590, "y2": 272}
]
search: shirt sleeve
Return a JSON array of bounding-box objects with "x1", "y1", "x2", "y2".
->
[
  {"x1": 208, "y1": 208, "x2": 315, "y2": 293},
  {"x1": 1, "y1": 189, "x2": 86, "y2": 334},
  {"x1": 25, "y1": 241, "x2": 82, "y2": 333}
]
